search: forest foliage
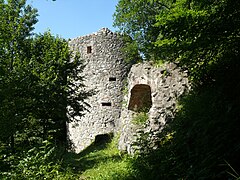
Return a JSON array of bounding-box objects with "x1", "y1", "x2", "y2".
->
[{"x1": 0, "y1": 0, "x2": 90, "y2": 178}]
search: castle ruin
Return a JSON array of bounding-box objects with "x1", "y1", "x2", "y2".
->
[{"x1": 67, "y1": 28, "x2": 190, "y2": 154}]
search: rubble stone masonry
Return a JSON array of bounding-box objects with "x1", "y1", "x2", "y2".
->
[{"x1": 67, "y1": 28, "x2": 190, "y2": 154}]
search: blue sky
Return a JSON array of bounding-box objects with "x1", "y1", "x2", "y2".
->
[{"x1": 27, "y1": 0, "x2": 119, "y2": 39}]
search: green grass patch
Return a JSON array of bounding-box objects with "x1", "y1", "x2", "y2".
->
[{"x1": 62, "y1": 135, "x2": 137, "y2": 180}]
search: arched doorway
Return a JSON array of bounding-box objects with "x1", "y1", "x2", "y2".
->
[{"x1": 128, "y1": 84, "x2": 152, "y2": 112}]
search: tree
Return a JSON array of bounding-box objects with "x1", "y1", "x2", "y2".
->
[
  {"x1": 26, "y1": 32, "x2": 90, "y2": 144},
  {"x1": 0, "y1": 0, "x2": 90, "y2": 178},
  {"x1": 114, "y1": 0, "x2": 240, "y2": 84},
  {"x1": 153, "y1": 0, "x2": 240, "y2": 83},
  {"x1": 0, "y1": 0, "x2": 38, "y2": 150},
  {"x1": 0, "y1": 0, "x2": 90, "y2": 151},
  {"x1": 113, "y1": 0, "x2": 170, "y2": 60}
]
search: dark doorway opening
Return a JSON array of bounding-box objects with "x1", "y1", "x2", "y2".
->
[
  {"x1": 128, "y1": 84, "x2": 152, "y2": 112},
  {"x1": 94, "y1": 134, "x2": 112, "y2": 145}
]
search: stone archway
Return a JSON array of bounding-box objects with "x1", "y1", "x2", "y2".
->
[{"x1": 128, "y1": 84, "x2": 152, "y2": 112}]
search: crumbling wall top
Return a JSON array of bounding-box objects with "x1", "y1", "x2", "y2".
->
[{"x1": 70, "y1": 28, "x2": 119, "y2": 42}]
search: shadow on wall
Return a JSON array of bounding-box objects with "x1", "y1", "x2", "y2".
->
[{"x1": 128, "y1": 84, "x2": 152, "y2": 112}]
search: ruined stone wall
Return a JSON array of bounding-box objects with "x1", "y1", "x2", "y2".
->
[
  {"x1": 67, "y1": 28, "x2": 190, "y2": 154},
  {"x1": 67, "y1": 28, "x2": 128, "y2": 153},
  {"x1": 118, "y1": 62, "x2": 190, "y2": 154}
]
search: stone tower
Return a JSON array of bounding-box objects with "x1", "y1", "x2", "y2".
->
[{"x1": 67, "y1": 28, "x2": 128, "y2": 153}]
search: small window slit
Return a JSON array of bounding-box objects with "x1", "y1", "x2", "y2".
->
[
  {"x1": 109, "y1": 77, "x2": 116, "y2": 81},
  {"x1": 87, "y1": 46, "x2": 92, "y2": 53},
  {"x1": 101, "y1": 102, "x2": 112, "y2": 106}
]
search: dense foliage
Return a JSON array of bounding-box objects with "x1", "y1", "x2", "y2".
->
[
  {"x1": 114, "y1": 0, "x2": 240, "y2": 179},
  {"x1": 114, "y1": 0, "x2": 240, "y2": 83},
  {"x1": 0, "y1": 0, "x2": 89, "y2": 178}
]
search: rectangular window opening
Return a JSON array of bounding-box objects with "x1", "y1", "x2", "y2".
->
[
  {"x1": 109, "y1": 77, "x2": 116, "y2": 81},
  {"x1": 101, "y1": 102, "x2": 112, "y2": 106},
  {"x1": 87, "y1": 46, "x2": 92, "y2": 53}
]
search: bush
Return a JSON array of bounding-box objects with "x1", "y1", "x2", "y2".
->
[{"x1": 0, "y1": 140, "x2": 77, "y2": 180}]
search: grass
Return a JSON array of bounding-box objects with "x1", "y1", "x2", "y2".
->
[
  {"x1": 62, "y1": 135, "x2": 136, "y2": 180},
  {"x1": 132, "y1": 112, "x2": 148, "y2": 125}
]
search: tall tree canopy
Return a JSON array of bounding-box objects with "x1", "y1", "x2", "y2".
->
[
  {"x1": 0, "y1": 0, "x2": 89, "y2": 150},
  {"x1": 114, "y1": 0, "x2": 172, "y2": 60},
  {"x1": 0, "y1": 0, "x2": 90, "y2": 178},
  {"x1": 0, "y1": 0, "x2": 38, "y2": 144},
  {"x1": 114, "y1": 0, "x2": 240, "y2": 83}
]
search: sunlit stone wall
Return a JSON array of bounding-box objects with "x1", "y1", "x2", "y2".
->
[
  {"x1": 118, "y1": 62, "x2": 190, "y2": 154},
  {"x1": 67, "y1": 28, "x2": 128, "y2": 153}
]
